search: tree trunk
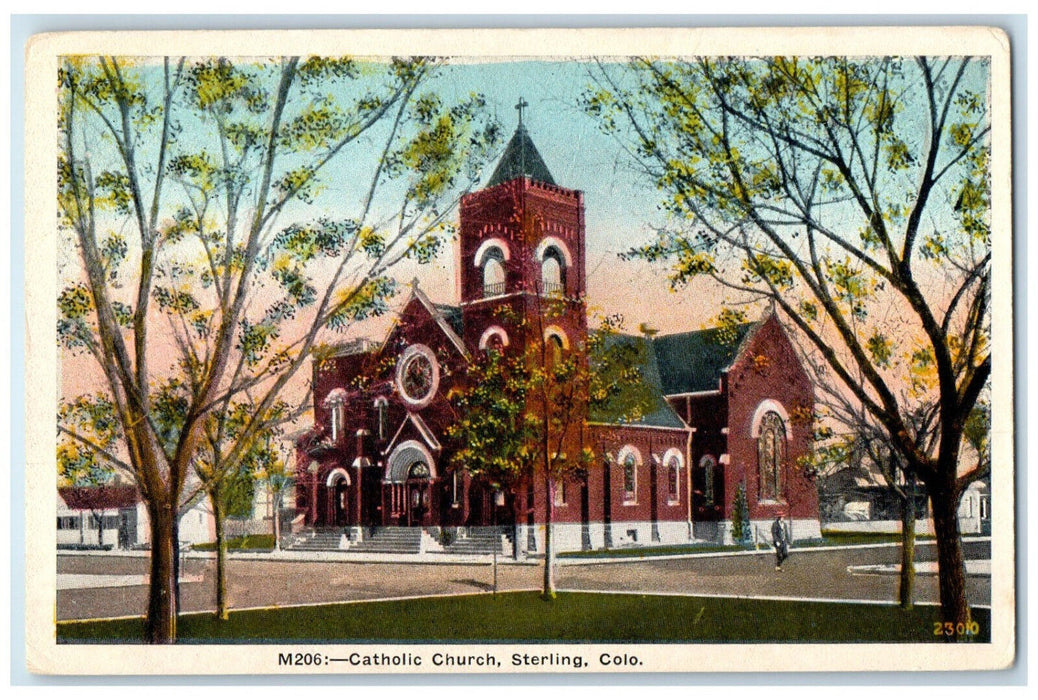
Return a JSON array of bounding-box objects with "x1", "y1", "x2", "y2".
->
[
  {"x1": 928, "y1": 481, "x2": 971, "y2": 639},
  {"x1": 212, "y1": 491, "x2": 229, "y2": 621},
  {"x1": 145, "y1": 501, "x2": 178, "y2": 644},
  {"x1": 542, "y1": 473, "x2": 556, "y2": 599},
  {"x1": 898, "y1": 475, "x2": 916, "y2": 609},
  {"x1": 272, "y1": 492, "x2": 282, "y2": 552}
]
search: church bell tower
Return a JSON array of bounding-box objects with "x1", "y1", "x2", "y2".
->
[{"x1": 458, "y1": 99, "x2": 587, "y2": 357}]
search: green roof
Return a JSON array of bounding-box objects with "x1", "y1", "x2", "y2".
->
[
  {"x1": 651, "y1": 323, "x2": 756, "y2": 395},
  {"x1": 589, "y1": 334, "x2": 687, "y2": 430},
  {"x1": 486, "y1": 125, "x2": 556, "y2": 187}
]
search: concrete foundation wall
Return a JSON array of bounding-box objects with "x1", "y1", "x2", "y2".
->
[
  {"x1": 714, "y1": 518, "x2": 822, "y2": 546},
  {"x1": 516, "y1": 520, "x2": 695, "y2": 555}
]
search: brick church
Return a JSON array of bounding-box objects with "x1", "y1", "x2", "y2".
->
[{"x1": 293, "y1": 112, "x2": 821, "y2": 554}]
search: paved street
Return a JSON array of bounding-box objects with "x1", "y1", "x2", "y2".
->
[{"x1": 56, "y1": 539, "x2": 991, "y2": 622}]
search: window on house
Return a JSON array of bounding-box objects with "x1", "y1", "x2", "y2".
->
[
  {"x1": 541, "y1": 248, "x2": 565, "y2": 295},
  {"x1": 758, "y1": 411, "x2": 785, "y2": 501},
  {"x1": 667, "y1": 454, "x2": 682, "y2": 503},
  {"x1": 482, "y1": 249, "x2": 506, "y2": 297},
  {"x1": 57, "y1": 516, "x2": 80, "y2": 530},
  {"x1": 452, "y1": 471, "x2": 461, "y2": 508},
  {"x1": 623, "y1": 452, "x2": 637, "y2": 502},
  {"x1": 700, "y1": 455, "x2": 717, "y2": 506},
  {"x1": 980, "y1": 496, "x2": 990, "y2": 520}
]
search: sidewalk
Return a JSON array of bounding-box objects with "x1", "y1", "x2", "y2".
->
[
  {"x1": 59, "y1": 546, "x2": 539, "y2": 566},
  {"x1": 57, "y1": 535, "x2": 991, "y2": 567},
  {"x1": 848, "y1": 558, "x2": 991, "y2": 577},
  {"x1": 56, "y1": 537, "x2": 992, "y2": 620},
  {"x1": 556, "y1": 535, "x2": 991, "y2": 566}
]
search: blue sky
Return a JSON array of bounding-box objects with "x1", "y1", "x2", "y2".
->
[{"x1": 359, "y1": 59, "x2": 716, "y2": 336}]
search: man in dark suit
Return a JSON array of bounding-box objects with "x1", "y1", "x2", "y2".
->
[{"x1": 772, "y1": 514, "x2": 789, "y2": 571}]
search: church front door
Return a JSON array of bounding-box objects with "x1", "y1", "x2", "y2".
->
[
  {"x1": 333, "y1": 477, "x2": 349, "y2": 527},
  {"x1": 406, "y1": 462, "x2": 431, "y2": 526}
]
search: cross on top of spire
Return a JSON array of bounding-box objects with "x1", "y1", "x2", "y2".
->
[
  {"x1": 485, "y1": 97, "x2": 556, "y2": 187},
  {"x1": 515, "y1": 96, "x2": 529, "y2": 127}
]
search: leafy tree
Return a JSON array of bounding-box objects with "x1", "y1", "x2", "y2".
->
[
  {"x1": 447, "y1": 306, "x2": 652, "y2": 598},
  {"x1": 57, "y1": 55, "x2": 498, "y2": 642},
  {"x1": 730, "y1": 484, "x2": 749, "y2": 544},
  {"x1": 586, "y1": 56, "x2": 990, "y2": 634},
  {"x1": 57, "y1": 395, "x2": 125, "y2": 547},
  {"x1": 257, "y1": 441, "x2": 295, "y2": 553},
  {"x1": 181, "y1": 394, "x2": 290, "y2": 621}
]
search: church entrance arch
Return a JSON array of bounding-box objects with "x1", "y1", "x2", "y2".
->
[
  {"x1": 325, "y1": 468, "x2": 351, "y2": 527},
  {"x1": 385, "y1": 441, "x2": 436, "y2": 526}
]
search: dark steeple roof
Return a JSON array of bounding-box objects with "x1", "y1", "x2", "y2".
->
[
  {"x1": 651, "y1": 323, "x2": 757, "y2": 395},
  {"x1": 486, "y1": 124, "x2": 556, "y2": 187}
]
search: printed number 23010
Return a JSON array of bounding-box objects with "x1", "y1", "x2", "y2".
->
[{"x1": 934, "y1": 621, "x2": 980, "y2": 637}]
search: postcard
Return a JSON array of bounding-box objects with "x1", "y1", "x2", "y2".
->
[{"x1": 24, "y1": 25, "x2": 1014, "y2": 675}]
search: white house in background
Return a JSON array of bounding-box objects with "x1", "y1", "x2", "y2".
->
[
  {"x1": 958, "y1": 479, "x2": 991, "y2": 535},
  {"x1": 819, "y1": 465, "x2": 991, "y2": 537},
  {"x1": 58, "y1": 485, "x2": 142, "y2": 549},
  {"x1": 57, "y1": 484, "x2": 216, "y2": 549}
]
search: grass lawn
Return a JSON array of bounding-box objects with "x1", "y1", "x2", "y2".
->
[
  {"x1": 57, "y1": 592, "x2": 990, "y2": 644},
  {"x1": 816, "y1": 532, "x2": 937, "y2": 546},
  {"x1": 192, "y1": 534, "x2": 275, "y2": 552},
  {"x1": 558, "y1": 532, "x2": 940, "y2": 559},
  {"x1": 559, "y1": 543, "x2": 753, "y2": 558}
]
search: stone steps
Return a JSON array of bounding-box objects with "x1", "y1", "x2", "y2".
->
[
  {"x1": 286, "y1": 526, "x2": 514, "y2": 556},
  {"x1": 442, "y1": 527, "x2": 512, "y2": 556},
  {"x1": 347, "y1": 527, "x2": 423, "y2": 554},
  {"x1": 287, "y1": 528, "x2": 346, "y2": 551}
]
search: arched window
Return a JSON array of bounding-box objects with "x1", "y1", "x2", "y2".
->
[
  {"x1": 541, "y1": 247, "x2": 565, "y2": 295},
  {"x1": 323, "y1": 388, "x2": 348, "y2": 443},
  {"x1": 482, "y1": 248, "x2": 506, "y2": 297},
  {"x1": 553, "y1": 478, "x2": 567, "y2": 506},
  {"x1": 479, "y1": 325, "x2": 510, "y2": 352},
  {"x1": 373, "y1": 397, "x2": 388, "y2": 441},
  {"x1": 618, "y1": 447, "x2": 640, "y2": 504},
  {"x1": 547, "y1": 333, "x2": 564, "y2": 366},
  {"x1": 330, "y1": 405, "x2": 343, "y2": 443},
  {"x1": 543, "y1": 326, "x2": 569, "y2": 367},
  {"x1": 667, "y1": 454, "x2": 682, "y2": 504},
  {"x1": 758, "y1": 411, "x2": 785, "y2": 501},
  {"x1": 700, "y1": 455, "x2": 717, "y2": 506}
]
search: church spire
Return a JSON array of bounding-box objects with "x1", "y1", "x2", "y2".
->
[{"x1": 486, "y1": 97, "x2": 556, "y2": 187}]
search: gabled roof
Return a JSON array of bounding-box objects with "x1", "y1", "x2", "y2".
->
[
  {"x1": 433, "y1": 303, "x2": 464, "y2": 337},
  {"x1": 411, "y1": 284, "x2": 470, "y2": 359},
  {"x1": 383, "y1": 412, "x2": 442, "y2": 457},
  {"x1": 651, "y1": 322, "x2": 757, "y2": 395},
  {"x1": 589, "y1": 334, "x2": 687, "y2": 430},
  {"x1": 59, "y1": 485, "x2": 139, "y2": 511},
  {"x1": 486, "y1": 125, "x2": 556, "y2": 187}
]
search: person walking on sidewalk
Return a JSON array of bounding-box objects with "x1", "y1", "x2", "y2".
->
[{"x1": 772, "y1": 515, "x2": 789, "y2": 571}]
